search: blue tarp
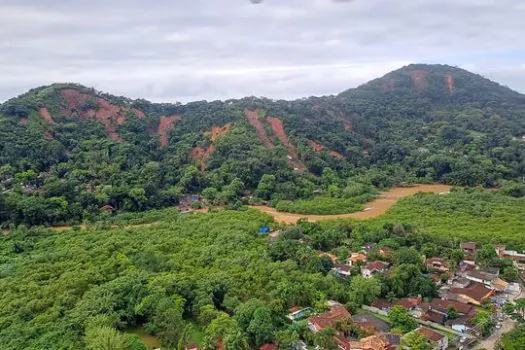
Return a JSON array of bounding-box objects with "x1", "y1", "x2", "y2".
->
[{"x1": 258, "y1": 225, "x2": 271, "y2": 234}]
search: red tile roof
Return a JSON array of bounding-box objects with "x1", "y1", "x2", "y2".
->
[
  {"x1": 460, "y1": 242, "x2": 476, "y2": 251},
  {"x1": 416, "y1": 327, "x2": 445, "y2": 342},
  {"x1": 308, "y1": 303, "x2": 351, "y2": 331},
  {"x1": 422, "y1": 310, "x2": 446, "y2": 324},
  {"x1": 349, "y1": 252, "x2": 368, "y2": 263},
  {"x1": 429, "y1": 298, "x2": 475, "y2": 315},
  {"x1": 393, "y1": 296, "x2": 422, "y2": 309},
  {"x1": 449, "y1": 282, "x2": 494, "y2": 304},
  {"x1": 365, "y1": 260, "x2": 389, "y2": 271}
]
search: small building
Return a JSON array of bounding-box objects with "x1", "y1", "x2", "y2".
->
[
  {"x1": 371, "y1": 299, "x2": 393, "y2": 311},
  {"x1": 333, "y1": 264, "x2": 352, "y2": 277},
  {"x1": 335, "y1": 334, "x2": 397, "y2": 350},
  {"x1": 393, "y1": 296, "x2": 422, "y2": 311},
  {"x1": 422, "y1": 310, "x2": 446, "y2": 325},
  {"x1": 258, "y1": 225, "x2": 271, "y2": 235},
  {"x1": 460, "y1": 242, "x2": 477, "y2": 254},
  {"x1": 362, "y1": 261, "x2": 389, "y2": 278},
  {"x1": 307, "y1": 302, "x2": 351, "y2": 333},
  {"x1": 463, "y1": 269, "x2": 498, "y2": 286},
  {"x1": 348, "y1": 252, "x2": 368, "y2": 266},
  {"x1": 425, "y1": 257, "x2": 449, "y2": 273},
  {"x1": 415, "y1": 327, "x2": 448, "y2": 350},
  {"x1": 286, "y1": 306, "x2": 312, "y2": 321},
  {"x1": 445, "y1": 316, "x2": 480, "y2": 337},
  {"x1": 353, "y1": 313, "x2": 392, "y2": 334},
  {"x1": 446, "y1": 282, "x2": 495, "y2": 306},
  {"x1": 426, "y1": 298, "x2": 475, "y2": 317},
  {"x1": 184, "y1": 345, "x2": 198, "y2": 350}
]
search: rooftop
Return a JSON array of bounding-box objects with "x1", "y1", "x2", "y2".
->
[{"x1": 416, "y1": 327, "x2": 446, "y2": 342}]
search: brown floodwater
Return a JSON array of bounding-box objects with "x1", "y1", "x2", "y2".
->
[{"x1": 250, "y1": 184, "x2": 452, "y2": 224}]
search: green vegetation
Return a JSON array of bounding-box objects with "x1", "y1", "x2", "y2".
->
[
  {"x1": 1, "y1": 64, "x2": 525, "y2": 226},
  {"x1": 497, "y1": 324, "x2": 525, "y2": 350},
  {"x1": 373, "y1": 189, "x2": 525, "y2": 249},
  {"x1": 274, "y1": 195, "x2": 372, "y2": 215}
]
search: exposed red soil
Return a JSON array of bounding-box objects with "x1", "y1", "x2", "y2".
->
[
  {"x1": 266, "y1": 116, "x2": 305, "y2": 171},
  {"x1": 266, "y1": 116, "x2": 289, "y2": 146},
  {"x1": 308, "y1": 140, "x2": 344, "y2": 159},
  {"x1": 18, "y1": 116, "x2": 28, "y2": 126},
  {"x1": 243, "y1": 108, "x2": 275, "y2": 149},
  {"x1": 157, "y1": 115, "x2": 181, "y2": 148},
  {"x1": 39, "y1": 107, "x2": 54, "y2": 124},
  {"x1": 191, "y1": 144, "x2": 215, "y2": 171},
  {"x1": 308, "y1": 140, "x2": 324, "y2": 152},
  {"x1": 409, "y1": 70, "x2": 428, "y2": 90},
  {"x1": 445, "y1": 74, "x2": 455, "y2": 93},
  {"x1": 343, "y1": 120, "x2": 353, "y2": 131},
  {"x1": 210, "y1": 123, "x2": 232, "y2": 142},
  {"x1": 60, "y1": 88, "x2": 146, "y2": 141},
  {"x1": 190, "y1": 123, "x2": 231, "y2": 171},
  {"x1": 329, "y1": 150, "x2": 344, "y2": 159}
]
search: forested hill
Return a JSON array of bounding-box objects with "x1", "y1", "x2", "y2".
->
[{"x1": 1, "y1": 63, "x2": 525, "y2": 226}]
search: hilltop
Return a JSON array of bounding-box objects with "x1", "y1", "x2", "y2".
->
[{"x1": 0, "y1": 64, "x2": 525, "y2": 226}]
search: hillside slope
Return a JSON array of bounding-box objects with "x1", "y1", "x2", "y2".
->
[{"x1": 1, "y1": 64, "x2": 524, "y2": 225}]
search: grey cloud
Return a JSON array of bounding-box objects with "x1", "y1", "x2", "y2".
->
[{"x1": 0, "y1": 0, "x2": 524, "y2": 102}]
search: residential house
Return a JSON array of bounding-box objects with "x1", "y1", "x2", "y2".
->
[
  {"x1": 425, "y1": 258, "x2": 449, "y2": 273},
  {"x1": 451, "y1": 277, "x2": 471, "y2": 289},
  {"x1": 492, "y1": 278, "x2": 510, "y2": 292},
  {"x1": 460, "y1": 242, "x2": 477, "y2": 255},
  {"x1": 415, "y1": 327, "x2": 448, "y2": 350},
  {"x1": 335, "y1": 334, "x2": 398, "y2": 350},
  {"x1": 348, "y1": 252, "x2": 368, "y2": 266},
  {"x1": 371, "y1": 299, "x2": 393, "y2": 312},
  {"x1": 445, "y1": 316, "x2": 480, "y2": 337},
  {"x1": 393, "y1": 296, "x2": 422, "y2": 311},
  {"x1": 184, "y1": 345, "x2": 198, "y2": 350},
  {"x1": 422, "y1": 310, "x2": 446, "y2": 325},
  {"x1": 353, "y1": 314, "x2": 392, "y2": 334},
  {"x1": 494, "y1": 244, "x2": 525, "y2": 262},
  {"x1": 463, "y1": 270, "x2": 498, "y2": 287},
  {"x1": 333, "y1": 264, "x2": 352, "y2": 277},
  {"x1": 426, "y1": 298, "x2": 475, "y2": 317},
  {"x1": 286, "y1": 306, "x2": 312, "y2": 321},
  {"x1": 446, "y1": 282, "x2": 495, "y2": 306},
  {"x1": 307, "y1": 302, "x2": 351, "y2": 333},
  {"x1": 362, "y1": 261, "x2": 389, "y2": 278}
]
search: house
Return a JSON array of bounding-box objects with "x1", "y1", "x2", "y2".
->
[
  {"x1": 317, "y1": 251, "x2": 338, "y2": 264},
  {"x1": 492, "y1": 278, "x2": 509, "y2": 292},
  {"x1": 447, "y1": 282, "x2": 495, "y2": 305},
  {"x1": 362, "y1": 261, "x2": 389, "y2": 278},
  {"x1": 461, "y1": 256, "x2": 476, "y2": 266},
  {"x1": 371, "y1": 299, "x2": 393, "y2": 312},
  {"x1": 445, "y1": 316, "x2": 480, "y2": 336},
  {"x1": 415, "y1": 327, "x2": 448, "y2": 350},
  {"x1": 422, "y1": 310, "x2": 446, "y2": 325},
  {"x1": 425, "y1": 258, "x2": 449, "y2": 273},
  {"x1": 307, "y1": 302, "x2": 351, "y2": 333},
  {"x1": 348, "y1": 252, "x2": 368, "y2": 266},
  {"x1": 100, "y1": 204, "x2": 115, "y2": 213},
  {"x1": 184, "y1": 345, "x2": 198, "y2": 350},
  {"x1": 494, "y1": 244, "x2": 525, "y2": 261},
  {"x1": 463, "y1": 270, "x2": 498, "y2": 286},
  {"x1": 335, "y1": 334, "x2": 398, "y2": 350},
  {"x1": 333, "y1": 264, "x2": 352, "y2": 277},
  {"x1": 393, "y1": 296, "x2": 422, "y2": 311},
  {"x1": 451, "y1": 277, "x2": 471, "y2": 289},
  {"x1": 259, "y1": 344, "x2": 277, "y2": 350},
  {"x1": 286, "y1": 306, "x2": 312, "y2": 321},
  {"x1": 353, "y1": 314, "x2": 392, "y2": 333},
  {"x1": 460, "y1": 242, "x2": 477, "y2": 254},
  {"x1": 506, "y1": 282, "x2": 522, "y2": 295},
  {"x1": 426, "y1": 298, "x2": 475, "y2": 316}
]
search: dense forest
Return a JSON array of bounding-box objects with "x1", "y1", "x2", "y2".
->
[{"x1": 1, "y1": 64, "x2": 525, "y2": 225}]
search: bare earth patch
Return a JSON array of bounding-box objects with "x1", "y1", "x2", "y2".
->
[
  {"x1": 251, "y1": 184, "x2": 452, "y2": 224},
  {"x1": 244, "y1": 108, "x2": 275, "y2": 149},
  {"x1": 39, "y1": 107, "x2": 54, "y2": 124},
  {"x1": 157, "y1": 115, "x2": 181, "y2": 148},
  {"x1": 445, "y1": 73, "x2": 455, "y2": 93},
  {"x1": 409, "y1": 70, "x2": 429, "y2": 90}
]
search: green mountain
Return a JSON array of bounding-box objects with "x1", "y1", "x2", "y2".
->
[{"x1": 1, "y1": 64, "x2": 524, "y2": 225}]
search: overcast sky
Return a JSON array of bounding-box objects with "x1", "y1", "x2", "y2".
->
[{"x1": 1, "y1": 0, "x2": 525, "y2": 103}]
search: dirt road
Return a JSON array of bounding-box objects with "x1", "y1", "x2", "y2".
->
[{"x1": 250, "y1": 184, "x2": 452, "y2": 224}]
